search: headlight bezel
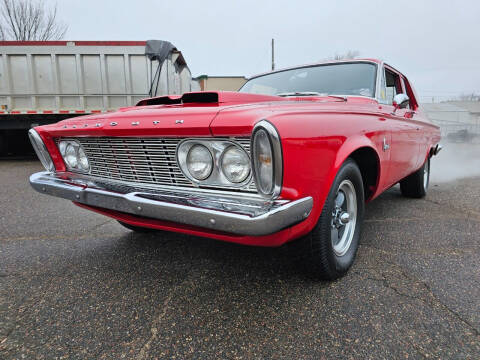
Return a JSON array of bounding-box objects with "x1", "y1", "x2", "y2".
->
[
  {"x1": 28, "y1": 129, "x2": 55, "y2": 172},
  {"x1": 251, "y1": 120, "x2": 283, "y2": 199},
  {"x1": 57, "y1": 139, "x2": 90, "y2": 173},
  {"x1": 176, "y1": 139, "x2": 252, "y2": 188}
]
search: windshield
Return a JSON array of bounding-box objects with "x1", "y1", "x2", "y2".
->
[{"x1": 239, "y1": 62, "x2": 377, "y2": 97}]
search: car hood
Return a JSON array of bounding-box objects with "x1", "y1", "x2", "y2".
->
[{"x1": 41, "y1": 91, "x2": 375, "y2": 137}]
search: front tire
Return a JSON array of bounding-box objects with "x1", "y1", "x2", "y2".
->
[
  {"x1": 292, "y1": 159, "x2": 365, "y2": 280},
  {"x1": 400, "y1": 157, "x2": 430, "y2": 198}
]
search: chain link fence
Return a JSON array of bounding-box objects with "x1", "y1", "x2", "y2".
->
[{"x1": 423, "y1": 105, "x2": 480, "y2": 143}]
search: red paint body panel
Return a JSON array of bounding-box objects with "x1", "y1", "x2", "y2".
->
[{"x1": 33, "y1": 62, "x2": 441, "y2": 247}]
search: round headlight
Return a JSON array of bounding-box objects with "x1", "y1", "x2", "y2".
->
[
  {"x1": 77, "y1": 147, "x2": 90, "y2": 171},
  {"x1": 58, "y1": 141, "x2": 68, "y2": 156},
  {"x1": 221, "y1": 146, "x2": 250, "y2": 183},
  {"x1": 186, "y1": 144, "x2": 213, "y2": 180},
  {"x1": 64, "y1": 143, "x2": 78, "y2": 169},
  {"x1": 59, "y1": 140, "x2": 89, "y2": 172},
  {"x1": 253, "y1": 128, "x2": 274, "y2": 194}
]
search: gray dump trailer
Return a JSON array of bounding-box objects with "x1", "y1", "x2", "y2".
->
[{"x1": 0, "y1": 40, "x2": 198, "y2": 154}]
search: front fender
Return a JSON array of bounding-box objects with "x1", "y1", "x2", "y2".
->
[
  {"x1": 334, "y1": 135, "x2": 378, "y2": 173},
  {"x1": 278, "y1": 131, "x2": 384, "y2": 241}
]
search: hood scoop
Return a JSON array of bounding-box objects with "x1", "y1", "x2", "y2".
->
[{"x1": 136, "y1": 91, "x2": 283, "y2": 107}]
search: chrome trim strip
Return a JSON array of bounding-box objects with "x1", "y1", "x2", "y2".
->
[
  {"x1": 251, "y1": 120, "x2": 283, "y2": 199},
  {"x1": 245, "y1": 59, "x2": 379, "y2": 82},
  {"x1": 28, "y1": 129, "x2": 55, "y2": 172},
  {"x1": 64, "y1": 171, "x2": 265, "y2": 199},
  {"x1": 375, "y1": 60, "x2": 384, "y2": 101},
  {"x1": 30, "y1": 171, "x2": 312, "y2": 236}
]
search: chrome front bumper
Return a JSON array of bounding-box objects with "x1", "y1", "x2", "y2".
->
[{"x1": 30, "y1": 172, "x2": 313, "y2": 236}]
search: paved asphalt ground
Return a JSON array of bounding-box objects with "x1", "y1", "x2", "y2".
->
[{"x1": 1, "y1": 154, "x2": 479, "y2": 359}]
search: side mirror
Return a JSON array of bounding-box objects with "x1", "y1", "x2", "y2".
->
[{"x1": 392, "y1": 93, "x2": 410, "y2": 113}]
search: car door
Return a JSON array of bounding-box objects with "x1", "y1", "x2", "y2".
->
[
  {"x1": 401, "y1": 75, "x2": 428, "y2": 170},
  {"x1": 377, "y1": 66, "x2": 420, "y2": 186}
]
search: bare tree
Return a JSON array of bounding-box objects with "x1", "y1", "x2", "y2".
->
[
  {"x1": 0, "y1": 20, "x2": 4, "y2": 40},
  {"x1": 325, "y1": 50, "x2": 360, "y2": 61},
  {"x1": 0, "y1": 0, "x2": 67, "y2": 41}
]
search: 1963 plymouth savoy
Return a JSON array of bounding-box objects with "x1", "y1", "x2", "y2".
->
[{"x1": 28, "y1": 59, "x2": 441, "y2": 279}]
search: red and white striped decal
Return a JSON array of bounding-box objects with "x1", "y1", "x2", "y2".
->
[{"x1": 0, "y1": 110, "x2": 105, "y2": 115}]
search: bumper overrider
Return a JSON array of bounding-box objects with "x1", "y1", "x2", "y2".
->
[{"x1": 30, "y1": 171, "x2": 313, "y2": 236}]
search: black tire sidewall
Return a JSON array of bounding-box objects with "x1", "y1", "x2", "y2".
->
[{"x1": 317, "y1": 160, "x2": 365, "y2": 274}]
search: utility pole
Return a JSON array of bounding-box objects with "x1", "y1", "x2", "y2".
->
[{"x1": 271, "y1": 38, "x2": 275, "y2": 71}]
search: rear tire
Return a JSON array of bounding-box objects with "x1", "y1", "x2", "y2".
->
[
  {"x1": 400, "y1": 157, "x2": 430, "y2": 198},
  {"x1": 117, "y1": 221, "x2": 160, "y2": 233},
  {"x1": 291, "y1": 159, "x2": 365, "y2": 280}
]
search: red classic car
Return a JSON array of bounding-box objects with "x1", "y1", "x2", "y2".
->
[{"x1": 29, "y1": 59, "x2": 442, "y2": 279}]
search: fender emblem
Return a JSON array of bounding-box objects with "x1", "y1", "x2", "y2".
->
[
  {"x1": 153, "y1": 121, "x2": 160, "y2": 125},
  {"x1": 131, "y1": 121, "x2": 140, "y2": 126},
  {"x1": 110, "y1": 122, "x2": 118, "y2": 126},
  {"x1": 383, "y1": 137, "x2": 390, "y2": 152},
  {"x1": 175, "y1": 119, "x2": 184, "y2": 124}
]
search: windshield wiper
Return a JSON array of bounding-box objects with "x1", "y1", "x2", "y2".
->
[
  {"x1": 276, "y1": 91, "x2": 323, "y2": 97},
  {"x1": 276, "y1": 92, "x2": 348, "y2": 101},
  {"x1": 325, "y1": 95, "x2": 347, "y2": 101}
]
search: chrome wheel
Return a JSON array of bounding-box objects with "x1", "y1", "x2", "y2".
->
[
  {"x1": 423, "y1": 159, "x2": 429, "y2": 190},
  {"x1": 331, "y1": 179, "x2": 357, "y2": 256}
]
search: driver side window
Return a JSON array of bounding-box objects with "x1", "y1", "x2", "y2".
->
[{"x1": 379, "y1": 67, "x2": 403, "y2": 105}]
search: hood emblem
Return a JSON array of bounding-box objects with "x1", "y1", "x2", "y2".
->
[{"x1": 175, "y1": 119, "x2": 184, "y2": 124}]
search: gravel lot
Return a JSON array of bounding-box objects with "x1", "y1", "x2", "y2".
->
[{"x1": 1, "y1": 148, "x2": 479, "y2": 359}]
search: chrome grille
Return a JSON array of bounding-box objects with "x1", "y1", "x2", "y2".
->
[{"x1": 61, "y1": 137, "x2": 256, "y2": 192}]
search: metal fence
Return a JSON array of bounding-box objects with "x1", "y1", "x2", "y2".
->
[{"x1": 428, "y1": 116, "x2": 480, "y2": 143}]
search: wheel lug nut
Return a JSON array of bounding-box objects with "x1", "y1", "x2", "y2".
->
[{"x1": 339, "y1": 212, "x2": 350, "y2": 225}]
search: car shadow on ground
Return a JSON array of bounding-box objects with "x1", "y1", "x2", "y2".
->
[{"x1": 82, "y1": 187, "x2": 406, "y2": 287}]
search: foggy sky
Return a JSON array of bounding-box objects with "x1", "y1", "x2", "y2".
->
[{"x1": 55, "y1": 0, "x2": 480, "y2": 102}]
